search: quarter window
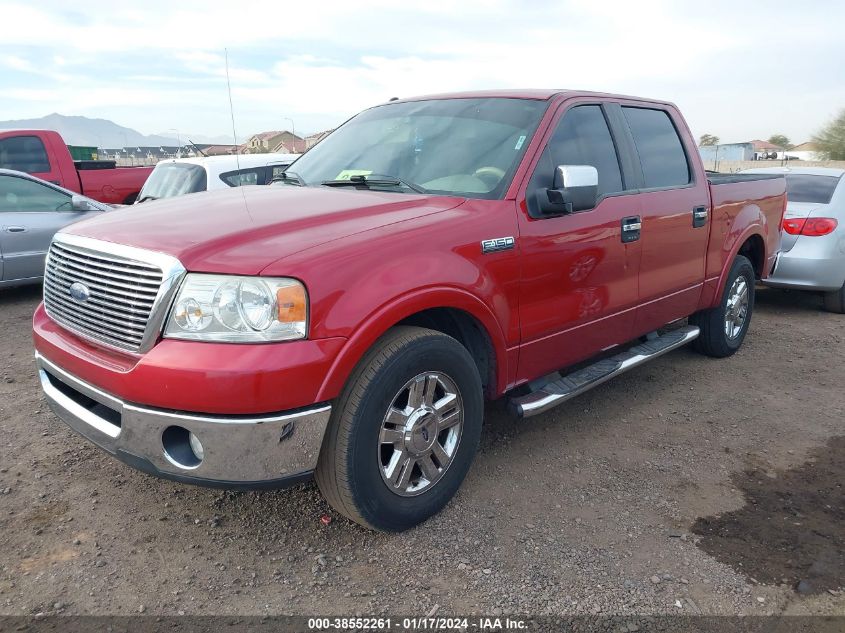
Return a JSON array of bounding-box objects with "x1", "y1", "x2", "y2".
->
[
  {"x1": 220, "y1": 168, "x2": 263, "y2": 187},
  {"x1": 622, "y1": 107, "x2": 690, "y2": 188}
]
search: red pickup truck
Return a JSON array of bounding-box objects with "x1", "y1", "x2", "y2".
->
[
  {"x1": 0, "y1": 129, "x2": 152, "y2": 204},
  {"x1": 32, "y1": 90, "x2": 786, "y2": 531}
]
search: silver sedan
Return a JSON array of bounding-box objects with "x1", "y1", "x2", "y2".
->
[
  {"x1": 0, "y1": 169, "x2": 110, "y2": 288},
  {"x1": 743, "y1": 166, "x2": 845, "y2": 312}
]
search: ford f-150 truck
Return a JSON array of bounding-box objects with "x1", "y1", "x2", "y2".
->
[
  {"x1": 0, "y1": 130, "x2": 152, "y2": 204},
  {"x1": 32, "y1": 90, "x2": 786, "y2": 531}
]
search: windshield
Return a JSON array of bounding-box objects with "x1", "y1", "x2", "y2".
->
[
  {"x1": 137, "y1": 162, "x2": 207, "y2": 201},
  {"x1": 289, "y1": 98, "x2": 548, "y2": 198},
  {"x1": 785, "y1": 174, "x2": 841, "y2": 204}
]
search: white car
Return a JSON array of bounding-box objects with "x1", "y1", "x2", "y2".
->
[{"x1": 136, "y1": 153, "x2": 298, "y2": 203}]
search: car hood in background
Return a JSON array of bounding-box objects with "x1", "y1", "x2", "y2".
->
[{"x1": 61, "y1": 185, "x2": 465, "y2": 274}]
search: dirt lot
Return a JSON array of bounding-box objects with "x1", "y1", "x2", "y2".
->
[{"x1": 0, "y1": 284, "x2": 843, "y2": 618}]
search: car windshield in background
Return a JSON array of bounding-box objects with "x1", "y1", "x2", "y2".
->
[
  {"x1": 289, "y1": 98, "x2": 548, "y2": 199},
  {"x1": 785, "y1": 174, "x2": 841, "y2": 204},
  {"x1": 137, "y1": 163, "x2": 207, "y2": 201}
]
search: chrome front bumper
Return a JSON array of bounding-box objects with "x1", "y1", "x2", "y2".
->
[{"x1": 36, "y1": 354, "x2": 331, "y2": 488}]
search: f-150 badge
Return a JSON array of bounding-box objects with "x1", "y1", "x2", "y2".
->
[{"x1": 481, "y1": 236, "x2": 515, "y2": 254}]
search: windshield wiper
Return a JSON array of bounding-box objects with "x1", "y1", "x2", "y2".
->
[
  {"x1": 135, "y1": 194, "x2": 158, "y2": 203},
  {"x1": 320, "y1": 174, "x2": 427, "y2": 194},
  {"x1": 272, "y1": 170, "x2": 304, "y2": 186}
]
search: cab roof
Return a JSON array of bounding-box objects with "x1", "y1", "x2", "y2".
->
[{"x1": 389, "y1": 89, "x2": 673, "y2": 106}]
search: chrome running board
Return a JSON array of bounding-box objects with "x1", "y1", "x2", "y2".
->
[{"x1": 509, "y1": 325, "x2": 700, "y2": 418}]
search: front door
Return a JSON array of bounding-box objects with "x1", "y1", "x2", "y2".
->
[
  {"x1": 515, "y1": 103, "x2": 642, "y2": 382},
  {"x1": 0, "y1": 174, "x2": 95, "y2": 282}
]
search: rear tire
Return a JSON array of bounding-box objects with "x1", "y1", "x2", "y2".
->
[
  {"x1": 690, "y1": 255, "x2": 755, "y2": 357},
  {"x1": 823, "y1": 283, "x2": 845, "y2": 313},
  {"x1": 315, "y1": 326, "x2": 483, "y2": 532}
]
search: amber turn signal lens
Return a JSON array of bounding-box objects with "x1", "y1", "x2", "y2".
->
[{"x1": 276, "y1": 284, "x2": 307, "y2": 323}]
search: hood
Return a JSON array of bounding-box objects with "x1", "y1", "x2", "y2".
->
[{"x1": 63, "y1": 185, "x2": 465, "y2": 274}]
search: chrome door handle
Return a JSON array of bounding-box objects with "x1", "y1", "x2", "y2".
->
[
  {"x1": 621, "y1": 216, "x2": 642, "y2": 243},
  {"x1": 693, "y1": 205, "x2": 708, "y2": 228}
]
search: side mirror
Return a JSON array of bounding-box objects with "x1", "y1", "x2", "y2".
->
[
  {"x1": 71, "y1": 194, "x2": 102, "y2": 212},
  {"x1": 536, "y1": 165, "x2": 599, "y2": 215}
]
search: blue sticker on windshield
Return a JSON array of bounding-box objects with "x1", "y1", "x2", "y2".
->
[{"x1": 514, "y1": 135, "x2": 526, "y2": 150}]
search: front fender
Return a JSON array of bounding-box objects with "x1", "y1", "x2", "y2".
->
[{"x1": 315, "y1": 286, "x2": 511, "y2": 403}]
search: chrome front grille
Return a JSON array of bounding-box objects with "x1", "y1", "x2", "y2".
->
[{"x1": 43, "y1": 234, "x2": 185, "y2": 353}]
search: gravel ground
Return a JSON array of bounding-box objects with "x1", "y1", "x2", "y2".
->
[{"x1": 0, "y1": 284, "x2": 843, "y2": 618}]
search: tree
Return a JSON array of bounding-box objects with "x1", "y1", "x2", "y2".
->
[
  {"x1": 699, "y1": 134, "x2": 719, "y2": 147},
  {"x1": 812, "y1": 109, "x2": 845, "y2": 160},
  {"x1": 767, "y1": 134, "x2": 792, "y2": 149}
]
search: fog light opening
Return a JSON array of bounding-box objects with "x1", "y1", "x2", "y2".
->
[
  {"x1": 188, "y1": 432, "x2": 204, "y2": 460},
  {"x1": 162, "y1": 426, "x2": 203, "y2": 470}
]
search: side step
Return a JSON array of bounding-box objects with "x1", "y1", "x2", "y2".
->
[{"x1": 509, "y1": 325, "x2": 700, "y2": 418}]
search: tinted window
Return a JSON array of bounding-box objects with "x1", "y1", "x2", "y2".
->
[
  {"x1": 527, "y1": 105, "x2": 623, "y2": 215},
  {"x1": 785, "y1": 174, "x2": 840, "y2": 204},
  {"x1": 548, "y1": 105, "x2": 623, "y2": 196},
  {"x1": 0, "y1": 136, "x2": 51, "y2": 173},
  {"x1": 221, "y1": 168, "x2": 263, "y2": 187},
  {"x1": 0, "y1": 175, "x2": 71, "y2": 212},
  {"x1": 137, "y1": 162, "x2": 207, "y2": 201},
  {"x1": 270, "y1": 164, "x2": 293, "y2": 181},
  {"x1": 622, "y1": 107, "x2": 690, "y2": 188}
]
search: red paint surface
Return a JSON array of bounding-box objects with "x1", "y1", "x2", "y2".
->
[{"x1": 0, "y1": 130, "x2": 152, "y2": 204}]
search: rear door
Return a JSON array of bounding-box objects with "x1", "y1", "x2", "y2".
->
[
  {"x1": 0, "y1": 174, "x2": 96, "y2": 281},
  {"x1": 617, "y1": 105, "x2": 710, "y2": 333},
  {"x1": 515, "y1": 101, "x2": 642, "y2": 379}
]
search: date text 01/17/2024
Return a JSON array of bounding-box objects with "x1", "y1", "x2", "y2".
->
[{"x1": 306, "y1": 616, "x2": 528, "y2": 630}]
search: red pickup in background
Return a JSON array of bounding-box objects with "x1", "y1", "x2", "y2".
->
[{"x1": 0, "y1": 129, "x2": 152, "y2": 204}]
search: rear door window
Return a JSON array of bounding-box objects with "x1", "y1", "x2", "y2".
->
[
  {"x1": 784, "y1": 174, "x2": 841, "y2": 204},
  {"x1": 622, "y1": 107, "x2": 691, "y2": 189},
  {"x1": 0, "y1": 136, "x2": 51, "y2": 173}
]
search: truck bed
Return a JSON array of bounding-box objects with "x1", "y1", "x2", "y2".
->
[
  {"x1": 707, "y1": 172, "x2": 785, "y2": 185},
  {"x1": 705, "y1": 172, "x2": 786, "y2": 286}
]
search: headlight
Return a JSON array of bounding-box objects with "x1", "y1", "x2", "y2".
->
[{"x1": 164, "y1": 274, "x2": 307, "y2": 342}]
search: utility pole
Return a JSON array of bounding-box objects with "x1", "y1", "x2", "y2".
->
[
  {"x1": 282, "y1": 117, "x2": 296, "y2": 152},
  {"x1": 169, "y1": 128, "x2": 182, "y2": 157}
]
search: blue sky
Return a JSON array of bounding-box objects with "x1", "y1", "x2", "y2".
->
[{"x1": 1, "y1": 0, "x2": 843, "y2": 143}]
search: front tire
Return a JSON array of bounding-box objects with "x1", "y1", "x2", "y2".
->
[
  {"x1": 823, "y1": 283, "x2": 845, "y2": 313},
  {"x1": 690, "y1": 255, "x2": 755, "y2": 357},
  {"x1": 315, "y1": 326, "x2": 483, "y2": 531}
]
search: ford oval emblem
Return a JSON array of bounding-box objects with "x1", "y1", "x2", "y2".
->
[{"x1": 69, "y1": 282, "x2": 91, "y2": 303}]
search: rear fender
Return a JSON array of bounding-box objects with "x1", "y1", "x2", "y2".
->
[{"x1": 704, "y1": 203, "x2": 771, "y2": 308}]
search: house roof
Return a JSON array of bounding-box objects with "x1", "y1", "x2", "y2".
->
[
  {"x1": 270, "y1": 131, "x2": 306, "y2": 154},
  {"x1": 201, "y1": 144, "x2": 240, "y2": 155},
  {"x1": 250, "y1": 130, "x2": 285, "y2": 142},
  {"x1": 790, "y1": 141, "x2": 819, "y2": 151},
  {"x1": 750, "y1": 139, "x2": 783, "y2": 151}
]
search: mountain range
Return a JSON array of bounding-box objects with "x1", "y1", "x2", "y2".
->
[{"x1": 0, "y1": 113, "x2": 238, "y2": 148}]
